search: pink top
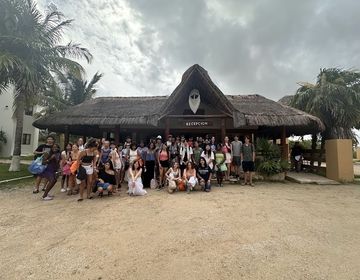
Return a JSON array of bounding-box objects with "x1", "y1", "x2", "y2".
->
[{"x1": 159, "y1": 150, "x2": 169, "y2": 161}]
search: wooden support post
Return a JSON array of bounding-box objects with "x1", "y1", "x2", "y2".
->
[
  {"x1": 64, "y1": 125, "x2": 69, "y2": 150},
  {"x1": 281, "y1": 126, "x2": 288, "y2": 160},
  {"x1": 165, "y1": 118, "x2": 170, "y2": 138},
  {"x1": 221, "y1": 119, "x2": 226, "y2": 141},
  {"x1": 115, "y1": 126, "x2": 120, "y2": 145}
]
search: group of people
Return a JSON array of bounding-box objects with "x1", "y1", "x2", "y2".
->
[{"x1": 32, "y1": 133, "x2": 256, "y2": 201}]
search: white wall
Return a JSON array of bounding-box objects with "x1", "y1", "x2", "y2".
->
[{"x1": 0, "y1": 88, "x2": 39, "y2": 157}]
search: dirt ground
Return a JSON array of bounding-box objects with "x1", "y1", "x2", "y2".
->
[{"x1": 1, "y1": 181, "x2": 360, "y2": 280}]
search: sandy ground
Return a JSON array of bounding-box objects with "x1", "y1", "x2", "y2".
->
[{"x1": 1, "y1": 181, "x2": 360, "y2": 280}]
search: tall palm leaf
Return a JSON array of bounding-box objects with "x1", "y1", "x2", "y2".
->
[{"x1": 0, "y1": 0, "x2": 92, "y2": 171}]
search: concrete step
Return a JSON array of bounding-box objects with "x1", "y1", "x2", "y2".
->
[{"x1": 286, "y1": 171, "x2": 340, "y2": 185}]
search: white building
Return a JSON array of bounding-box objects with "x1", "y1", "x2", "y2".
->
[{"x1": 0, "y1": 88, "x2": 39, "y2": 157}]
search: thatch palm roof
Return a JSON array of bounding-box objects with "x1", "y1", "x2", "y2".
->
[
  {"x1": 159, "y1": 64, "x2": 234, "y2": 117},
  {"x1": 33, "y1": 64, "x2": 324, "y2": 137}
]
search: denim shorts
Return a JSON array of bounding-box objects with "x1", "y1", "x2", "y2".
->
[{"x1": 97, "y1": 182, "x2": 111, "y2": 190}]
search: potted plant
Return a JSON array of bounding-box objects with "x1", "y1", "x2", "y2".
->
[{"x1": 255, "y1": 138, "x2": 289, "y2": 181}]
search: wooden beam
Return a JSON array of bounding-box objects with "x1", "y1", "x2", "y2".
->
[
  {"x1": 281, "y1": 126, "x2": 288, "y2": 160},
  {"x1": 114, "y1": 126, "x2": 120, "y2": 145},
  {"x1": 166, "y1": 114, "x2": 228, "y2": 118},
  {"x1": 64, "y1": 125, "x2": 69, "y2": 150},
  {"x1": 221, "y1": 119, "x2": 226, "y2": 141}
]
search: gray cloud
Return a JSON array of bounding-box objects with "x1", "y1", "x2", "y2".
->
[{"x1": 37, "y1": 0, "x2": 360, "y2": 100}]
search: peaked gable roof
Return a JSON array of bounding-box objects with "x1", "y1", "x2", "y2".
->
[{"x1": 159, "y1": 64, "x2": 234, "y2": 118}]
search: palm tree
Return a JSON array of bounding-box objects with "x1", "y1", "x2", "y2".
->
[
  {"x1": 66, "y1": 72, "x2": 103, "y2": 105},
  {"x1": 0, "y1": 0, "x2": 92, "y2": 171},
  {"x1": 37, "y1": 71, "x2": 103, "y2": 117},
  {"x1": 291, "y1": 68, "x2": 360, "y2": 167}
]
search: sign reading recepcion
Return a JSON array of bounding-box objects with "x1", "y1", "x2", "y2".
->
[{"x1": 184, "y1": 121, "x2": 213, "y2": 127}]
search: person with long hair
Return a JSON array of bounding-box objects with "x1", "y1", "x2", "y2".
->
[
  {"x1": 96, "y1": 161, "x2": 115, "y2": 197},
  {"x1": 110, "y1": 143, "x2": 123, "y2": 190},
  {"x1": 157, "y1": 144, "x2": 170, "y2": 189},
  {"x1": 192, "y1": 141, "x2": 203, "y2": 167},
  {"x1": 201, "y1": 144, "x2": 215, "y2": 171},
  {"x1": 166, "y1": 161, "x2": 181, "y2": 193},
  {"x1": 68, "y1": 143, "x2": 80, "y2": 195},
  {"x1": 183, "y1": 162, "x2": 198, "y2": 193},
  {"x1": 40, "y1": 144, "x2": 61, "y2": 200},
  {"x1": 215, "y1": 144, "x2": 227, "y2": 187},
  {"x1": 197, "y1": 157, "x2": 212, "y2": 192},
  {"x1": 77, "y1": 138, "x2": 98, "y2": 201},
  {"x1": 60, "y1": 142, "x2": 72, "y2": 193},
  {"x1": 128, "y1": 160, "x2": 147, "y2": 196},
  {"x1": 143, "y1": 142, "x2": 156, "y2": 188},
  {"x1": 179, "y1": 138, "x2": 193, "y2": 175},
  {"x1": 222, "y1": 136, "x2": 232, "y2": 181}
]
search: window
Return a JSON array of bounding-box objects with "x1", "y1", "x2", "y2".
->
[
  {"x1": 22, "y1": 134, "x2": 31, "y2": 145},
  {"x1": 25, "y1": 106, "x2": 33, "y2": 116}
]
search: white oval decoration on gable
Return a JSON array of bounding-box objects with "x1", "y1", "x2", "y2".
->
[{"x1": 189, "y1": 89, "x2": 200, "y2": 114}]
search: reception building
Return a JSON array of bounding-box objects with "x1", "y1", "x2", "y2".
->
[{"x1": 33, "y1": 64, "x2": 324, "y2": 153}]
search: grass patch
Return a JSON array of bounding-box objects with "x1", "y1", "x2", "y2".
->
[
  {"x1": 0, "y1": 155, "x2": 34, "y2": 161},
  {"x1": 0, "y1": 163, "x2": 32, "y2": 181}
]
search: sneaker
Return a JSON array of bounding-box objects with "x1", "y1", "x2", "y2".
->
[
  {"x1": 60, "y1": 188, "x2": 66, "y2": 193},
  {"x1": 42, "y1": 196, "x2": 53, "y2": 201}
]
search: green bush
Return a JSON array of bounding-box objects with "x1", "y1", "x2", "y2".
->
[{"x1": 255, "y1": 138, "x2": 290, "y2": 176}]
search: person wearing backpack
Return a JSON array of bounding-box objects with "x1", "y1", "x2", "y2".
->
[{"x1": 241, "y1": 135, "x2": 256, "y2": 187}]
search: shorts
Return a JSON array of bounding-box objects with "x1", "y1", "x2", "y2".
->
[
  {"x1": 232, "y1": 156, "x2": 241, "y2": 166},
  {"x1": 242, "y1": 161, "x2": 255, "y2": 172},
  {"x1": 225, "y1": 153, "x2": 232, "y2": 164},
  {"x1": 83, "y1": 165, "x2": 94, "y2": 175},
  {"x1": 97, "y1": 182, "x2": 111, "y2": 190},
  {"x1": 160, "y1": 160, "x2": 170, "y2": 168}
]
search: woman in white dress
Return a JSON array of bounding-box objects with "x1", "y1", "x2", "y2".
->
[{"x1": 128, "y1": 160, "x2": 147, "y2": 196}]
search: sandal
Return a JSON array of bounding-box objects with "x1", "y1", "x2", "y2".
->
[
  {"x1": 33, "y1": 189, "x2": 39, "y2": 194},
  {"x1": 77, "y1": 198, "x2": 83, "y2": 202}
]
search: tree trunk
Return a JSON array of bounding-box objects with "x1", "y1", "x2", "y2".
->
[{"x1": 9, "y1": 102, "x2": 25, "y2": 172}]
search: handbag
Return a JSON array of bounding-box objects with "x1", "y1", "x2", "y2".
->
[
  {"x1": 177, "y1": 180, "x2": 186, "y2": 191},
  {"x1": 62, "y1": 163, "x2": 71, "y2": 175},
  {"x1": 70, "y1": 161, "x2": 80, "y2": 175},
  {"x1": 28, "y1": 155, "x2": 47, "y2": 175}
]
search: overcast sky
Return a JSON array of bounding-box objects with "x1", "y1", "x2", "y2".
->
[{"x1": 37, "y1": 0, "x2": 360, "y2": 100}]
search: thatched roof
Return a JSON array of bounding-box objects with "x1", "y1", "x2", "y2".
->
[
  {"x1": 34, "y1": 96, "x2": 167, "y2": 130},
  {"x1": 159, "y1": 64, "x2": 234, "y2": 117},
  {"x1": 229, "y1": 94, "x2": 324, "y2": 135},
  {"x1": 33, "y1": 64, "x2": 324, "y2": 137}
]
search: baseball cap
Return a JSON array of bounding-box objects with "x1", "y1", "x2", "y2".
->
[{"x1": 156, "y1": 135, "x2": 162, "y2": 140}]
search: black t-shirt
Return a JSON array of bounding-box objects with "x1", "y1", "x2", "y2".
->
[
  {"x1": 197, "y1": 166, "x2": 211, "y2": 181},
  {"x1": 98, "y1": 169, "x2": 116, "y2": 185},
  {"x1": 34, "y1": 144, "x2": 53, "y2": 159},
  {"x1": 291, "y1": 146, "x2": 303, "y2": 158}
]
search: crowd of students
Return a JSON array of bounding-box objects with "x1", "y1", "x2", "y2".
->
[{"x1": 32, "y1": 134, "x2": 256, "y2": 201}]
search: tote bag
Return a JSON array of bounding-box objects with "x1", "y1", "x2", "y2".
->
[{"x1": 28, "y1": 155, "x2": 47, "y2": 175}]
